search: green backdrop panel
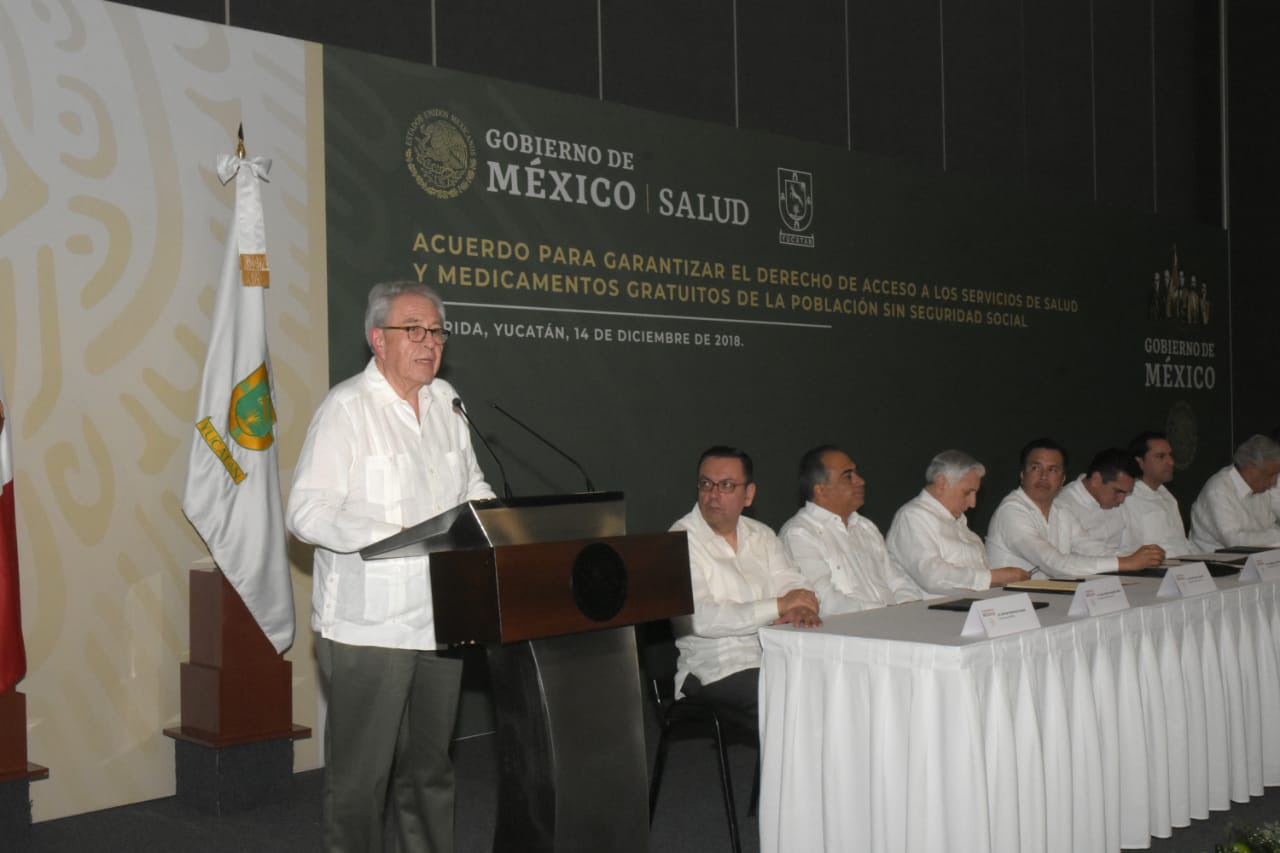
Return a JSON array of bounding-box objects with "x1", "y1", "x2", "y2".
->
[{"x1": 323, "y1": 46, "x2": 1228, "y2": 537}]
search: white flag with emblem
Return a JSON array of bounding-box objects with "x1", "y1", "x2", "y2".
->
[{"x1": 182, "y1": 153, "x2": 294, "y2": 653}]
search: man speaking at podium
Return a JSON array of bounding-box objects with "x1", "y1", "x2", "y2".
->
[{"x1": 288, "y1": 282, "x2": 495, "y2": 853}]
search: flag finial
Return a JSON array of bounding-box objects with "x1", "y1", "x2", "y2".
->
[{"x1": 236, "y1": 123, "x2": 246, "y2": 159}]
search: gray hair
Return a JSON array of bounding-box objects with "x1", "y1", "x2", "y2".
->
[
  {"x1": 1233, "y1": 434, "x2": 1280, "y2": 468},
  {"x1": 364, "y1": 281, "x2": 447, "y2": 344},
  {"x1": 925, "y1": 449, "x2": 986, "y2": 486}
]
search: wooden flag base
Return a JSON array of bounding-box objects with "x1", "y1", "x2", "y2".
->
[
  {"x1": 0, "y1": 688, "x2": 47, "y2": 851},
  {"x1": 163, "y1": 569, "x2": 308, "y2": 813}
]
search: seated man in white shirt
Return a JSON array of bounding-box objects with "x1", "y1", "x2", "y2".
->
[
  {"x1": 1189, "y1": 434, "x2": 1280, "y2": 551},
  {"x1": 1121, "y1": 431, "x2": 1193, "y2": 557},
  {"x1": 885, "y1": 449, "x2": 1029, "y2": 594},
  {"x1": 1270, "y1": 425, "x2": 1280, "y2": 525},
  {"x1": 1053, "y1": 448, "x2": 1166, "y2": 567},
  {"x1": 670, "y1": 445, "x2": 821, "y2": 727},
  {"x1": 779, "y1": 445, "x2": 924, "y2": 615},
  {"x1": 987, "y1": 439, "x2": 1165, "y2": 577}
]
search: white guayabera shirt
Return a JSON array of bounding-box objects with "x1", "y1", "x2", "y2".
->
[
  {"x1": 886, "y1": 489, "x2": 992, "y2": 594},
  {"x1": 1190, "y1": 465, "x2": 1280, "y2": 552},
  {"x1": 287, "y1": 360, "x2": 495, "y2": 650},
  {"x1": 986, "y1": 486, "x2": 1118, "y2": 578},
  {"x1": 1120, "y1": 480, "x2": 1193, "y2": 557},
  {"x1": 670, "y1": 506, "x2": 808, "y2": 695},
  {"x1": 780, "y1": 501, "x2": 923, "y2": 615}
]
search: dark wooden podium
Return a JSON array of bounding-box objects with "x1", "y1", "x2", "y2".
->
[{"x1": 362, "y1": 492, "x2": 692, "y2": 853}]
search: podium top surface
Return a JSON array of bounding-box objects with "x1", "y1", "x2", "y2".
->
[{"x1": 360, "y1": 491, "x2": 626, "y2": 560}]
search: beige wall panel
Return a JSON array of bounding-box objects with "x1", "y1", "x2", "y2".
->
[{"x1": 0, "y1": 0, "x2": 327, "y2": 820}]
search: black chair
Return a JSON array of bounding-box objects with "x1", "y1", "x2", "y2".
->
[{"x1": 635, "y1": 620, "x2": 759, "y2": 853}]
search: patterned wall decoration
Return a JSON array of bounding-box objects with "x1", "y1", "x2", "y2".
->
[{"x1": 0, "y1": 0, "x2": 326, "y2": 820}]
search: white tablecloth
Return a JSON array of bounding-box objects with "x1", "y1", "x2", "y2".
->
[{"x1": 758, "y1": 578, "x2": 1280, "y2": 852}]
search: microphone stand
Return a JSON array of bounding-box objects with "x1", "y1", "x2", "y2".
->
[
  {"x1": 490, "y1": 402, "x2": 596, "y2": 493},
  {"x1": 452, "y1": 398, "x2": 514, "y2": 499}
]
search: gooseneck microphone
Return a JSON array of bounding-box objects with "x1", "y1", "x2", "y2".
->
[
  {"x1": 452, "y1": 397, "x2": 514, "y2": 499},
  {"x1": 490, "y1": 402, "x2": 597, "y2": 493}
]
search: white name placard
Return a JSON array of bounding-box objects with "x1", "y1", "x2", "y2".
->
[
  {"x1": 1157, "y1": 562, "x2": 1218, "y2": 598},
  {"x1": 961, "y1": 593, "x2": 1042, "y2": 638},
  {"x1": 1238, "y1": 549, "x2": 1280, "y2": 583},
  {"x1": 1068, "y1": 576, "x2": 1131, "y2": 617}
]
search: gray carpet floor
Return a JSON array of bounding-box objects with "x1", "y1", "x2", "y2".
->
[{"x1": 20, "y1": 725, "x2": 1280, "y2": 852}]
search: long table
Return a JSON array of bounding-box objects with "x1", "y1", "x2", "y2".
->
[{"x1": 757, "y1": 578, "x2": 1280, "y2": 852}]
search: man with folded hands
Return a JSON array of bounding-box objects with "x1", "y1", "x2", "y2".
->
[
  {"x1": 987, "y1": 440, "x2": 1165, "y2": 577},
  {"x1": 670, "y1": 445, "x2": 821, "y2": 728}
]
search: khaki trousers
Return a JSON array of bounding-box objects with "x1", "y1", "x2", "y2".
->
[{"x1": 316, "y1": 636, "x2": 463, "y2": 853}]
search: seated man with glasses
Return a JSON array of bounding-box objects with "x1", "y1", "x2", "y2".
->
[{"x1": 669, "y1": 445, "x2": 821, "y2": 728}]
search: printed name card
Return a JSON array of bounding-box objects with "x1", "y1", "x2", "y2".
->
[
  {"x1": 961, "y1": 593, "x2": 1042, "y2": 638},
  {"x1": 1157, "y1": 562, "x2": 1218, "y2": 598},
  {"x1": 1068, "y1": 576, "x2": 1131, "y2": 617},
  {"x1": 1238, "y1": 549, "x2": 1280, "y2": 583}
]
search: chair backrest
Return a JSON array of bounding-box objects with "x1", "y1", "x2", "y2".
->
[{"x1": 634, "y1": 619, "x2": 679, "y2": 709}]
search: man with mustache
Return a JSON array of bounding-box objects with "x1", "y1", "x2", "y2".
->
[{"x1": 779, "y1": 444, "x2": 923, "y2": 615}]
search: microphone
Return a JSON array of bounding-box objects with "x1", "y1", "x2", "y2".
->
[
  {"x1": 490, "y1": 402, "x2": 596, "y2": 493},
  {"x1": 452, "y1": 397, "x2": 513, "y2": 499}
]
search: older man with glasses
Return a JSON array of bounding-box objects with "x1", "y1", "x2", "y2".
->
[
  {"x1": 669, "y1": 445, "x2": 820, "y2": 728},
  {"x1": 287, "y1": 281, "x2": 492, "y2": 853},
  {"x1": 1190, "y1": 433, "x2": 1280, "y2": 552},
  {"x1": 887, "y1": 449, "x2": 1030, "y2": 594}
]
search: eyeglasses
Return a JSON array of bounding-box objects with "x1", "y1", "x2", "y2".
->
[
  {"x1": 380, "y1": 325, "x2": 450, "y2": 344},
  {"x1": 697, "y1": 478, "x2": 746, "y2": 494}
]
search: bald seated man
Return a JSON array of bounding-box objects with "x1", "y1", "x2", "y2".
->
[
  {"x1": 1190, "y1": 434, "x2": 1280, "y2": 552},
  {"x1": 885, "y1": 449, "x2": 1030, "y2": 594},
  {"x1": 779, "y1": 445, "x2": 924, "y2": 615}
]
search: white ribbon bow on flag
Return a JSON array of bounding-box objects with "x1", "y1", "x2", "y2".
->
[{"x1": 216, "y1": 154, "x2": 272, "y2": 185}]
